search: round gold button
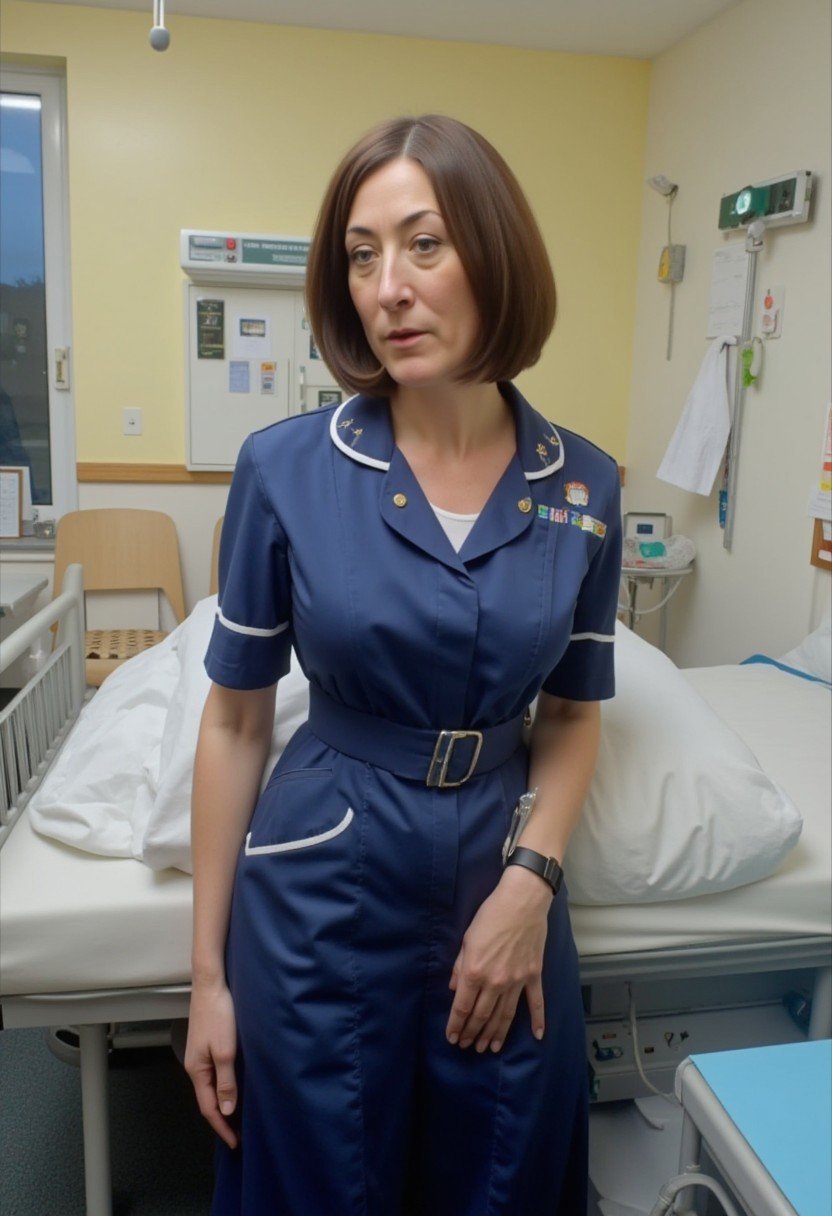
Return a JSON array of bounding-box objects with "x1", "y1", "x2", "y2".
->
[
  {"x1": 518, "y1": 497, "x2": 532, "y2": 513},
  {"x1": 393, "y1": 493, "x2": 408, "y2": 508}
]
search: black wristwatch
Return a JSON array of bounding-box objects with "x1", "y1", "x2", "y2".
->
[{"x1": 504, "y1": 846, "x2": 563, "y2": 898}]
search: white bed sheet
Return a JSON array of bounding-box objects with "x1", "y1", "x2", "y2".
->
[{"x1": 1, "y1": 662, "x2": 829, "y2": 997}]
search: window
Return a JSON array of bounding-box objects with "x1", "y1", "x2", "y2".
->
[{"x1": 0, "y1": 66, "x2": 76, "y2": 524}]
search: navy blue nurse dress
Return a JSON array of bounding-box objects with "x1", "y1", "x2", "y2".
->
[{"x1": 204, "y1": 382, "x2": 622, "y2": 1216}]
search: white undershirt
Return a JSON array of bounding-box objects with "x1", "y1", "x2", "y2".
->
[{"x1": 429, "y1": 502, "x2": 480, "y2": 553}]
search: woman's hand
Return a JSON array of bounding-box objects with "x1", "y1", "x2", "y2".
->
[
  {"x1": 445, "y1": 866, "x2": 552, "y2": 1053},
  {"x1": 184, "y1": 977, "x2": 239, "y2": 1150}
]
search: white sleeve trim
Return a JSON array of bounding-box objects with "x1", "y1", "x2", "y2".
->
[
  {"x1": 245, "y1": 808, "x2": 354, "y2": 855},
  {"x1": 217, "y1": 607, "x2": 289, "y2": 638},
  {"x1": 569, "y1": 631, "x2": 615, "y2": 643}
]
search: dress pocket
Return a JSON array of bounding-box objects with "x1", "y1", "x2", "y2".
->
[{"x1": 244, "y1": 767, "x2": 355, "y2": 857}]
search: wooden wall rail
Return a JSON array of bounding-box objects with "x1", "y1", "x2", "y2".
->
[
  {"x1": 78, "y1": 463, "x2": 626, "y2": 487},
  {"x1": 77, "y1": 464, "x2": 231, "y2": 485}
]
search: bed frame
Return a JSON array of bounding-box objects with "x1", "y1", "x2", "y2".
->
[
  {"x1": 0, "y1": 563, "x2": 86, "y2": 849},
  {"x1": 1, "y1": 572, "x2": 830, "y2": 1216}
]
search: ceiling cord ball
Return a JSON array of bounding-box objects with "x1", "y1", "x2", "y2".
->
[
  {"x1": 149, "y1": 2, "x2": 170, "y2": 51},
  {"x1": 149, "y1": 25, "x2": 170, "y2": 51}
]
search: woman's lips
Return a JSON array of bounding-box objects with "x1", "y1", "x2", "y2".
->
[{"x1": 387, "y1": 330, "x2": 426, "y2": 347}]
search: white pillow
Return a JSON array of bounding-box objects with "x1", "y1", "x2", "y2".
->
[
  {"x1": 564, "y1": 623, "x2": 803, "y2": 905},
  {"x1": 28, "y1": 597, "x2": 803, "y2": 901},
  {"x1": 779, "y1": 612, "x2": 832, "y2": 684}
]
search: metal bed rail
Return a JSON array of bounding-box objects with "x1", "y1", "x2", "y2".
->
[{"x1": 0, "y1": 564, "x2": 86, "y2": 848}]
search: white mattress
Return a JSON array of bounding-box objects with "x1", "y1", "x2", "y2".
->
[
  {"x1": 0, "y1": 813, "x2": 193, "y2": 996},
  {"x1": 1, "y1": 664, "x2": 829, "y2": 997}
]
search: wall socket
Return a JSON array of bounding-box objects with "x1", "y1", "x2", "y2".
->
[{"x1": 123, "y1": 408, "x2": 143, "y2": 435}]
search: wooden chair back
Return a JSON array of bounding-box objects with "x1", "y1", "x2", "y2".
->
[
  {"x1": 54, "y1": 509, "x2": 186, "y2": 623},
  {"x1": 209, "y1": 516, "x2": 224, "y2": 597}
]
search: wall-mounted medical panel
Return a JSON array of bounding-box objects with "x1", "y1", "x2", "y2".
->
[
  {"x1": 185, "y1": 284, "x2": 341, "y2": 470},
  {"x1": 180, "y1": 230, "x2": 310, "y2": 286}
]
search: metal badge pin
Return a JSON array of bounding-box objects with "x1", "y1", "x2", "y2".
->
[{"x1": 564, "y1": 481, "x2": 590, "y2": 506}]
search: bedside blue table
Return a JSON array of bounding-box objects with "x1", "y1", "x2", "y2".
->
[{"x1": 674, "y1": 1040, "x2": 832, "y2": 1216}]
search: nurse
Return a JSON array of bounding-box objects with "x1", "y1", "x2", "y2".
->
[{"x1": 186, "y1": 114, "x2": 622, "y2": 1215}]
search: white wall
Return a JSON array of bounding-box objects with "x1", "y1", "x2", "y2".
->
[{"x1": 625, "y1": 0, "x2": 831, "y2": 666}]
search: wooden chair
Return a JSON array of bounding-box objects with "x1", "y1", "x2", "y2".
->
[
  {"x1": 53, "y1": 509, "x2": 186, "y2": 687},
  {"x1": 209, "y1": 516, "x2": 223, "y2": 597}
]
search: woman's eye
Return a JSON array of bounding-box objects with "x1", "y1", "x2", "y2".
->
[
  {"x1": 413, "y1": 236, "x2": 440, "y2": 254},
  {"x1": 349, "y1": 247, "x2": 375, "y2": 266}
]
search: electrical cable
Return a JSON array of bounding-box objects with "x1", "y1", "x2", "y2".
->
[
  {"x1": 648, "y1": 1171, "x2": 742, "y2": 1216},
  {"x1": 617, "y1": 573, "x2": 687, "y2": 620},
  {"x1": 665, "y1": 187, "x2": 678, "y2": 361},
  {"x1": 626, "y1": 983, "x2": 677, "y2": 1106}
]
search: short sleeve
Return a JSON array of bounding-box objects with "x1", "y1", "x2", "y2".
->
[
  {"x1": 541, "y1": 471, "x2": 622, "y2": 701},
  {"x1": 204, "y1": 434, "x2": 293, "y2": 690}
]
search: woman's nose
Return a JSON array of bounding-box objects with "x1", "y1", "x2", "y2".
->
[{"x1": 377, "y1": 254, "x2": 413, "y2": 311}]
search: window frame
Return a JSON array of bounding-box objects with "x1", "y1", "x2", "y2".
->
[{"x1": 0, "y1": 63, "x2": 77, "y2": 523}]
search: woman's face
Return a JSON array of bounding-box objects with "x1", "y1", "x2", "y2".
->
[{"x1": 345, "y1": 158, "x2": 480, "y2": 391}]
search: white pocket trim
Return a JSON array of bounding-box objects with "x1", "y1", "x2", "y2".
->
[{"x1": 244, "y1": 807, "x2": 355, "y2": 856}]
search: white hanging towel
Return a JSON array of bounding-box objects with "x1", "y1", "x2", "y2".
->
[{"x1": 657, "y1": 337, "x2": 735, "y2": 495}]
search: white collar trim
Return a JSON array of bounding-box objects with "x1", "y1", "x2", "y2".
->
[
  {"x1": 329, "y1": 399, "x2": 565, "y2": 479},
  {"x1": 525, "y1": 425, "x2": 565, "y2": 479},
  {"x1": 330, "y1": 398, "x2": 390, "y2": 470}
]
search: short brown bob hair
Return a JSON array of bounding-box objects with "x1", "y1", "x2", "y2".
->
[{"x1": 306, "y1": 115, "x2": 556, "y2": 396}]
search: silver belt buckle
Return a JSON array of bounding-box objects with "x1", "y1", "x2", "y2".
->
[{"x1": 426, "y1": 729, "x2": 484, "y2": 788}]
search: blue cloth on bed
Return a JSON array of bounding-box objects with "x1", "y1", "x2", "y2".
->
[{"x1": 741, "y1": 654, "x2": 832, "y2": 688}]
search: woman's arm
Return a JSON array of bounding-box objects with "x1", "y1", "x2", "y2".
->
[
  {"x1": 186, "y1": 680, "x2": 276, "y2": 1148},
  {"x1": 445, "y1": 692, "x2": 600, "y2": 1054},
  {"x1": 191, "y1": 681, "x2": 277, "y2": 983},
  {"x1": 515, "y1": 691, "x2": 601, "y2": 863}
]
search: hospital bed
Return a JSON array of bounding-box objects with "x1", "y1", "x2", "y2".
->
[{"x1": 1, "y1": 569, "x2": 830, "y2": 1216}]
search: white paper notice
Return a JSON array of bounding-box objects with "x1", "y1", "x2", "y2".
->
[
  {"x1": 229, "y1": 361, "x2": 251, "y2": 393},
  {"x1": 232, "y1": 314, "x2": 273, "y2": 359},
  {"x1": 0, "y1": 469, "x2": 22, "y2": 537},
  {"x1": 706, "y1": 247, "x2": 749, "y2": 338}
]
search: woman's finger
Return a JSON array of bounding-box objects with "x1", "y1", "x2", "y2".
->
[
  {"x1": 449, "y1": 981, "x2": 501, "y2": 1048},
  {"x1": 525, "y1": 975, "x2": 546, "y2": 1041},
  {"x1": 446, "y1": 972, "x2": 478, "y2": 1044},
  {"x1": 458, "y1": 986, "x2": 501, "y2": 1048},
  {"x1": 215, "y1": 1054, "x2": 238, "y2": 1118},
  {"x1": 446, "y1": 971, "x2": 491, "y2": 1046},
  {"x1": 191, "y1": 1060, "x2": 239, "y2": 1150},
  {"x1": 475, "y1": 989, "x2": 521, "y2": 1054},
  {"x1": 448, "y1": 953, "x2": 461, "y2": 992}
]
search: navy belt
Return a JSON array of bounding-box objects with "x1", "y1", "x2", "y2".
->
[{"x1": 307, "y1": 686, "x2": 526, "y2": 788}]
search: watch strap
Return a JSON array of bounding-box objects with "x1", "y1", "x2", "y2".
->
[{"x1": 504, "y1": 846, "x2": 563, "y2": 896}]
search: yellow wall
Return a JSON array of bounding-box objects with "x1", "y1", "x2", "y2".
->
[
  {"x1": 3, "y1": 3, "x2": 649, "y2": 463},
  {"x1": 623, "y1": 0, "x2": 831, "y2": 664}
]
